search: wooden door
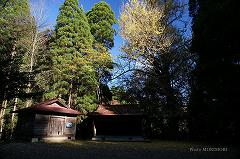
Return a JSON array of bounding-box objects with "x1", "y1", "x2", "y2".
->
[{"x1": 48, "y1": 117, "x2": 65, "y2": 136}]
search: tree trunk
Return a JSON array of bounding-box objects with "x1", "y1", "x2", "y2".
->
[
  {"x1": 10, "y1": 97, "x2": 18, "y2": 139},
  {"x1": 26, "y1": 84, "x2": 32, "y2": 107},
  {"x1": 0, "y1": 42, "x2": 16, "y2": 138},
  {"x1": 161, "y1": 63, "x2": 179, "y2": 110},
  {"x1": 96, "y1": 85, "x2": 101, "y2": 103},
  {"x1": 0, "y1": 99, "x2": 8, "y2": 139},
  {"x1": 26, "y1": 23, "x2": 38, "y2": 108},
  {"x1": 68, "y1": 83, "x2": 72, "y2": 108},
  {"x1": 96, "y1": 77, "x2": 102, "y2": 104},
  {"x1": 161, "y1": 63, "x2": 179, "y2": 139}
]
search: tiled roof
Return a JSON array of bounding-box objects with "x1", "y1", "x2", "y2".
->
[
  {"x1": 13, "y1": 98, "x2": 81, "y2": 115},
  {"x1": 88, "y1": 104, "x2": 144, "y2": 116}
]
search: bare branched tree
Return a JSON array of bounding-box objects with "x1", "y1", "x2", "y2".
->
[
  {"x1": 22, "y1": 0, "x2": 49, "y2": 107},
  {"x1": 9, "y1": 0, "x2": 49, "y2": 137}
]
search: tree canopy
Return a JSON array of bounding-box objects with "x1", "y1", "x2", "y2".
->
[{"x1": 87, "y1": 1, "x2": 117, "y2": 50}]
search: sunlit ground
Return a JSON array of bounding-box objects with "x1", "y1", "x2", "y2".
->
[{"x1": 0, "y1": 140, "x2": 239, "y2": 159}]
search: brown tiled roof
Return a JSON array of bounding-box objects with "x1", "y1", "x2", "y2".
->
[
  {"x1": 88, "y1": 104, "x2": 144, "y2": 116},
  {"x1": 13, "y1": 98, "x2": 81, "y2": 115}
]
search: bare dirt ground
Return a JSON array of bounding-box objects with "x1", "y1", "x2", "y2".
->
[{"x1": 0, "y1": 140, "x2": 239, "y2": 159}]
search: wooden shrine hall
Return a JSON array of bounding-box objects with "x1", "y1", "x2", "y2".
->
[
  {"x1": 13, "y1": 99, "x2": 81, "y2": 142},
  {"x1": 87, "y1": 103, "x2": 148, "y2": 141}
]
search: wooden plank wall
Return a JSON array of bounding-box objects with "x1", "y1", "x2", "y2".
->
[
  {"x1": 33, "y1": 114, "x2": 50, "y2": 137},
  {"x1": 33, "y1": 114, "x2": 77, "y2": 138}
]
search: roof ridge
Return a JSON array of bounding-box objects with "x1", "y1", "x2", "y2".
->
[
  {"x1": 33, "y1": 98, "x2": 68, "y2": 108},
  {"x1": 13, "y1": 99, "x2": 81, "y2": 115},
  {"x1": 89, "y1": 104, "x2": 144, "y2": 116}
]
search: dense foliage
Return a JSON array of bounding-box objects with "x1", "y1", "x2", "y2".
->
[
  {"x1": 189, "y1": 0, "x2": 240, "y2": 140},
  {"x1": 0, "y1": 0, "x2": 31, "y2": 101}
]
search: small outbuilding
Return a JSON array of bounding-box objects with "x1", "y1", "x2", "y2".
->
[
  {"x1": 88, "y1": 104, "x2": 148, "y2": 141},
  {"x1": 13, "y1": 98, "x2": 81, "y2": 142}
]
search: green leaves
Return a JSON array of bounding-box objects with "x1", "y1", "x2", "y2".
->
[
  {"x1": 87, "y1": 1, "x2": 117, "y2": 50},
  {"x1": 0, "y1": 0, "x2": 31, "y2": 100}
]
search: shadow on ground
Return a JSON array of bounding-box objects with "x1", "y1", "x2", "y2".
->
[{"x1": 0, "y1": 140, "x2": 239, "y2": 159}]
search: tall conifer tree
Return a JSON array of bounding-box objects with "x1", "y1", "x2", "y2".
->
[
  {"x1": 86, "y1": 1, "x2": 116, "y2": 103},
  {"x1": 49, "y1": 0, "x2": 97, "y2": 112}
]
